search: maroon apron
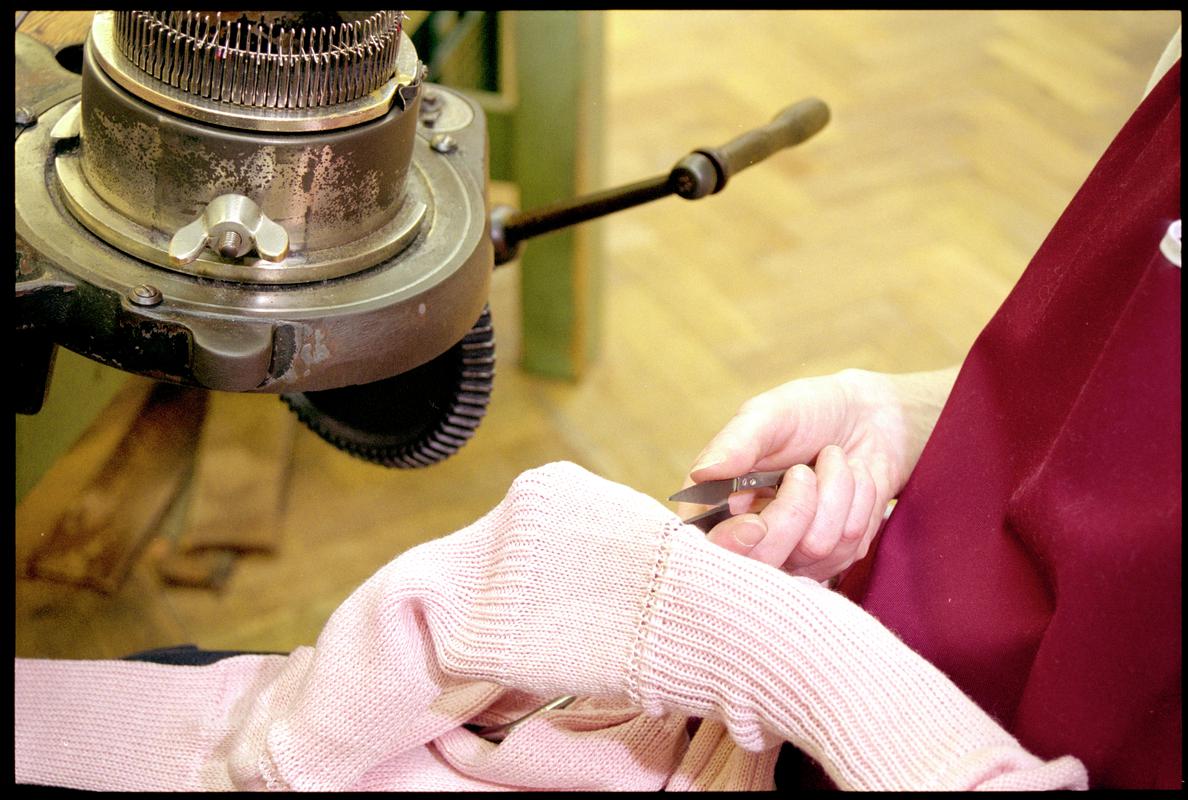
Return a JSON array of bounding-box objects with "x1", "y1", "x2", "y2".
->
[{"x1": 837, "y1": 62, "x2": 1181, "y2": 789}]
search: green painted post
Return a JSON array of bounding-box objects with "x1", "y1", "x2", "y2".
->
[
  {"x1": 407, "y1": 10, "x2": 606, "y2": 378},
  {"x1": 510, "y1": 11, "x2": 605, "y2": 379}
]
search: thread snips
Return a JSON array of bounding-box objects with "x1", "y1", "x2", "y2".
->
[{"x1": 669, "y1": 469, "x2": 787, "y2": 531}]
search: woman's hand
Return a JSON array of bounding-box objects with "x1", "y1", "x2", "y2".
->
[{"x1": 679, "y1": 367, "x2": 957, "y2": 582}]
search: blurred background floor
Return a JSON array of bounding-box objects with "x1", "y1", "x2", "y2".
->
[{"x1": 16, "y1": 10, "x2": 1180, "y2": 658}]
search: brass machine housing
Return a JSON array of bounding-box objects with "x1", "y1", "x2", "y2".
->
[
  {"x1": 16, "y1": 11, "x2": 498, "y2": 467},
  {"x1": 17, "y1": 10, "x2": 831, "y2": 469}
]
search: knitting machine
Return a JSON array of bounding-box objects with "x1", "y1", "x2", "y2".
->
[{"x1": 15, "y1": 10, "x2": 830, "y2": 468}]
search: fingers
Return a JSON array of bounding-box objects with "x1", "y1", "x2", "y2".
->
[
  {"x1": 745, "y1": 464, "x2": 818, "y2": 566},
  {"x1": 786, "y1": 453, "x2": 893, "y2": 581},
  {"x1": 704, "y1": 480, "x2": 804, "y2": 567},
  {"x1": 858, "y1": 453, "x2": 895, "y2": 561},
  {"x1": 728, "y1": 488, "x2": 771, "y2": 516},
  {"x1": 679, "y1": 404, "x2": 775, "y2": 521},
  {"x1": 705, "y1": 467, "x2": 816, "y2": 567},
  {"x1": 684, "y1": 372, "x2": 908, "y2": 581},
  {"x1": 705, "y1": 513, "x2": 769, "y2": 558},
  {"x1": 783, "y1": 446, "x2": 854, "y2": 569},
  {"x1": 699, "y1": 446, "x2": 893, "y2": 582},
  {"x1": 688, "y1": 418, "x2": 768, "y2": 483},
  {"x1": 841, "y1": 458, "x2": 877, "y2": 549}
]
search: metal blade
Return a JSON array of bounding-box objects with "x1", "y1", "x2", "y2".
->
[
  {"x1": 681, "y1": 502, "x2": 734, "y2": 532},
  {"x1": 668, "y1": 469, "x2": 787, "y2": 504},
  {"x1": 669, "y1": 478, "x2": 738, "y2": 505}
]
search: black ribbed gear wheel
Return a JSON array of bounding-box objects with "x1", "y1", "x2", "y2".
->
[{"x1": 281, "y1": 305, "x2": 495, "y2": 468}]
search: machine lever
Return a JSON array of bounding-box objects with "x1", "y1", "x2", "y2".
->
[{"x1": 490, "y1": 97, "x2": 830, "y2": 266}]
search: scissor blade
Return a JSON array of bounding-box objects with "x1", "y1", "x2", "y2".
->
[
  {"x1": 681, "y1": 502, "x2": 734, "y2": 532},
  {"x1": 668, "y1": 478, "x2": 738, "y2": 505},
  {"x1": 668, "y1": 469, "x2": 787, "y2": 505}
]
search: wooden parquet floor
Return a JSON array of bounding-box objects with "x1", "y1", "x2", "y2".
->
[{"x1": 15, "y1": 10, "x2": 1180, "y2": 658}]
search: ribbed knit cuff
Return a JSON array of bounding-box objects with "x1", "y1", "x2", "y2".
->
[
  {"x1": 247, "y1": 462, "x2": 687, "y2": 789},
  {"x1": 630, "y1": 524, "x2": 1089, "y2": 791},
  {"x1": 432, "y1": 462, "x2": 685, "y2": 700},
  {"x1": 14, "y1": 462, "x2": 1089, "y2": 792}
]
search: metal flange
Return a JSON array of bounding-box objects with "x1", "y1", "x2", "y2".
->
[{"x1": 17, "y1": 88, "x2": 492, "y2": 394}]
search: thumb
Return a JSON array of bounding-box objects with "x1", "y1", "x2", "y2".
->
[
  {"x1": 689, "y1": 407, "x2": 774, "y2": 481},
  {"x1": 690, "y1": 374, "x2": 851, "y2": 484}
]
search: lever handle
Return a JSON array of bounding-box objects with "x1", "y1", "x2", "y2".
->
[
  {"x1": 681, "y1": 97, "x2": 831, "y2": 198},
  {"x1": 492, "y1": 97, "x2": 831, "y2": 265}
]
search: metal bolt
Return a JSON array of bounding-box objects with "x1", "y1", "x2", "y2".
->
[
  {"x1": 216, "y1": 230, "x2": 243, "y2": 258},
  {"x1": 15, "y1": 106, "x2": 36, "y2": 126},
  {"x1": 129, "y1": 284, "x2": 163, "y2": 307},
  {"x1": 421, "y1": 90, "x2": 441, "y2": 110},
  {"x1": 430, "y1": 133, "x2": 457, "y2": 154}
]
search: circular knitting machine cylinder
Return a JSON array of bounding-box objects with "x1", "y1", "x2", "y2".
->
[{"x1": 15, "y1": 10, "x2": 496, "y2": 468}]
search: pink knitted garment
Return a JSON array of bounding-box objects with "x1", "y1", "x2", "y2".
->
[{"x1": 14, "y1": 462, "x2": 1088, "y2": 791}]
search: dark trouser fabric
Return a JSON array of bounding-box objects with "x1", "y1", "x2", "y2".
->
[
  {"x1": 123, "y1": 643, "x2": 282, "y2": 666},
  {"x1": 838, "y1": 62, "x2": 1181, "y2": 789}
]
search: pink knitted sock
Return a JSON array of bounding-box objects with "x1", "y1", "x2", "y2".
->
[
  {"x1": 637, "y1": 530, "x2": 1089, "y2": 790},
  {"x1": 420, "y1": 462, "x2": 1088, "y2": 790},
  {"x1": 16, "y1": 462, "x2": 1088, "y2": 791}
]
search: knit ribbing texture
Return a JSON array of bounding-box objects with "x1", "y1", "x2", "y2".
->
[{"x1": 15, "y1": 461, "x2": 1087, "y2": 791}]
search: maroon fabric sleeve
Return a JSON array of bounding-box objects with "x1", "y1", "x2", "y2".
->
[{"x1": 838, "y1": 62, "x2": 1181, "y2": 789}]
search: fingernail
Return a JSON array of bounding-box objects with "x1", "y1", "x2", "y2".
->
[
  {"x1": 731, "y1": 517, "x2": 767, "y2": 547},
  {"x1": 791, "y1": 463, "x2": 816, "y2": 485}
]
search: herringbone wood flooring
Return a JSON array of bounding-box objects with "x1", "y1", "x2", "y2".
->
[{"x1": 16, "y1": 10, "x2": 1179, "y2": 657}]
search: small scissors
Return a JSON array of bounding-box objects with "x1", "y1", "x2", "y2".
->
[{"x1": 669, "y1": 469, "x2": 788, "y2": 531}]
